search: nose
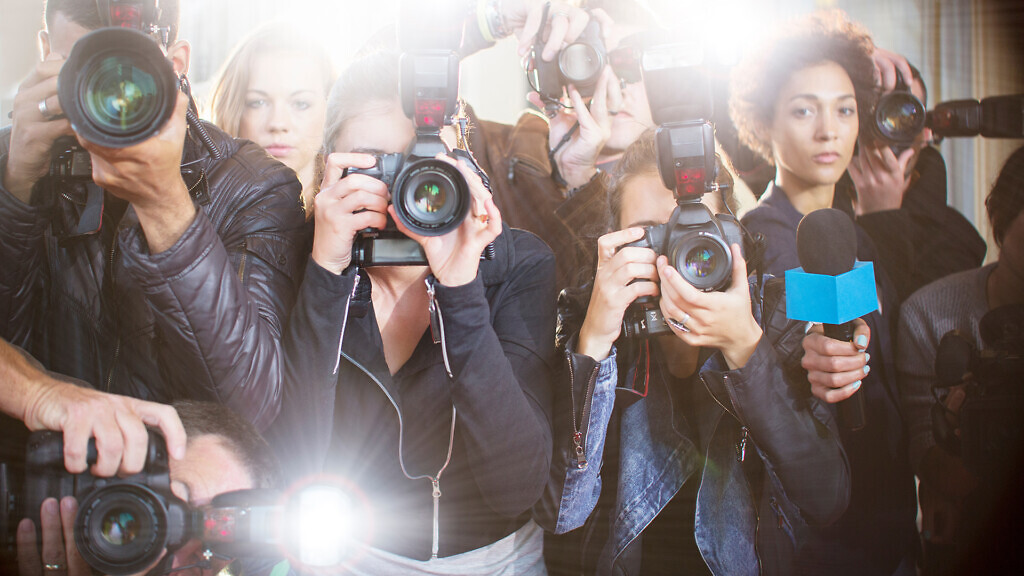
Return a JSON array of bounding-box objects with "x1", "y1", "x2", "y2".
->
[
  {"x1": 816, "y1": 111, "x2": 838, "y2": 141},
  {"x1": 268, "y1": 102, "x2": 289, "y2": 133}
]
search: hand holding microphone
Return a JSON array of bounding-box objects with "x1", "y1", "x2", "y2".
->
[{"x1": 787, "y1": 208, "x2": 878, "y2": 431}]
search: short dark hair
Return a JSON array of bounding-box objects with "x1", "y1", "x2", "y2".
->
[
  {"x1": 44, "y1": 0, "x2": 180, "y2": 44},
  {"x1": 729, "y1": 10, "x2": 877, "y2": 164},
  {"x1": 171, "y1": 400, "x2": 281, "y2": 490},
  {"x1": 986, "y1": 145, "x2": 1024, "y2": 247}
]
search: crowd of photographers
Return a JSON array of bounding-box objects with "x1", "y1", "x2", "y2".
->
[{"x1": 0, "y1": 0, "x2": 1021, "y2": 575}]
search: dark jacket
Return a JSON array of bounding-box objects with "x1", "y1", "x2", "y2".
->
[
  {"x1": 846, "y1": 146, "x2": 986, "y2": 303},
  {"x1": 268, "y1": 226, "x2": 558, "y2": 560},
  {"x1": 742, "y1": 185, "x2": 919, "y2": 575},
  {"x1": 469, "y1": 107, "x2": 610, "y2": 289},
  {"x1": 535, "y1": 278, "x2": 849, "y2": 576},
  {"x1": 0, "y1": 122, "x2": 307, "y2": 430}
]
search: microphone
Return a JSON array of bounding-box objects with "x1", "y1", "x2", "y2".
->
[{"x1": 786, "y1": 208, "x2": 879, "y2": 431}]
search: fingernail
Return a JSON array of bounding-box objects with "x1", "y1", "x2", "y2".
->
[
  {"x1": 863, "y1": 365, "x2": 871, "y2": 376},
  {"x1": 849, "y1": 380, "x2": 862, "y2": 392},
  {"x1": 864, "y1": 353, "x2": 870, "y2": 363},
  {"x1": 18, "y1": 518, "x2": 33, "y2": 533},
  {"x1": 855, "y1": 335, "x2": 868, "y2": 349},
  {"x1": 43, "y1": 498, "x2": 58, "y2": 515},
  {"x1": 61, "y1": 497, "x2": 75, "y2": 512}
]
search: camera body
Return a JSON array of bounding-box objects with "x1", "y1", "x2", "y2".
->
[
  {"x1": 932, "y1": 305, "x2": 1024, "y2": 480},
  {"x1": 619, "y1": 45, "x2": 745, "y2": 339},
  {"x1": 49, "y1": 137, "x2": 93, "y2": 183},
  {"x1": 530, "y1": 19, "x2": 607, "y2": 107},
  {"x1": 2, "y1": 430, "x2": 196, "y2": 576},
  {"x1": 345, "y1": 133, "x2": 470, "y2": 267}
]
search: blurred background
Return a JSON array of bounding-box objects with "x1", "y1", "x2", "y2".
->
[{"x1": 1, "y1": 0, "x2": 1022, "y2": 255}]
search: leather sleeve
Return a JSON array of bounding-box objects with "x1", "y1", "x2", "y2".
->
[
  {"x1": 0, "y1": 138, "x2": 52, "y2": 348},
  {"x1": 118, "y1": 141, "x2": 306, "y2": 431}
]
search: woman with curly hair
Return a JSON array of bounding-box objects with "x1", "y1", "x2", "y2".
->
[{"x1": 730, "y1": 10, "x2": 918, "y2": 576}]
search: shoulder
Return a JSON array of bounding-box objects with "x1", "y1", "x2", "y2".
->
[
  {"x1": 192, "y1": 121, "x2": 299, "y2": 191},
  {"x1": 903, "y1": 265, "x2": 990, "y2": 317}
]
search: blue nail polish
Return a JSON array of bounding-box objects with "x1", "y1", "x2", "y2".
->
[
  {"x1": 865, "y1": 353, "x2": 871, "y2": 363},
  {"x1": 863, "y1": 365, "x2": 871, "y2": 376},
  {"x1": 850, "y1": 380, "x2": 862, "y2": 391},
  {"x1": 856, "y1": 335, "x2": 868, "y2": 349}
]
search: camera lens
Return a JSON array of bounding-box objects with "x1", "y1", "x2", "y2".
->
[
  {"x1": 874, "y1": 91, "x2": 926, "y2": 144},
  {"x1": 393, "y1": 158, "x2": 470, "y2": 237},
  {"x1": 100, "y1": 508, "x2": 141, "y2": 546},
  {"x1": 560, "y1": 43, "x2": 603, "y2": 85},
  {"x1": 75, "y1": 484, "x2": 169, "y2": 576},
  {"x1": 59, "y1": 27, "x2": 178, "y2": 148},
  {"x1": 670, "y1": 232, "x2": 732, "y2": 292}
]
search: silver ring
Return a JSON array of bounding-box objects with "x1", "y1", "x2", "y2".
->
[
  {"x1": 44, "y1": 564, "x2": 65, "y2": 571},
  {"x1": 666, "y1": 312, "x2": 690, "y2": 333},
  {"x1": 38, "y1": 98, "x2": 53, "y2": 119}
]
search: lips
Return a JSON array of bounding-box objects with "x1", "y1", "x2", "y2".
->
[
  {"x1": 813, "y1": 151, "x2": 841, "y2": 164},
  {"x1": 265, "y1": 144, "x2": 295, "y2": 157}
]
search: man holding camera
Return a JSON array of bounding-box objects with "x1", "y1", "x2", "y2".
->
[{"x1": 0, "y1": 0, "x2": 306, "y2": 431}]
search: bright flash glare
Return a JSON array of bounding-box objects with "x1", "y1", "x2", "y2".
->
[{"x1": 297, "y1": 485, "x2": 357, "y2": 567}]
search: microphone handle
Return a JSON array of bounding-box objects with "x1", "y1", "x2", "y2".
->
[{"x1": 824, "y1": 321, "x2": 867, "y2": 432}]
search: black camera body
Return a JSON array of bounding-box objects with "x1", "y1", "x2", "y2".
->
[
  {"x1": 872, "y1": 82, "x2": 1024, "y2": 145},
  {"x1": 932, "y1": 305, "x2": 1024, "y2": 480},
  {"x1": 530, "y1": 19, "x2": 607, "y2": 108},
  {"x1": 619, "y1": 45, "x2": 745, "y2": 339},
  {"x1": 2, "y1": 430, "x2": 197, "y2": 576},
  {"x1": 49, "y1": 137, "x2": 93, "y2": 183},
  {"x1": 345, "y1": 133, "x2": 470, "y2": 267}
]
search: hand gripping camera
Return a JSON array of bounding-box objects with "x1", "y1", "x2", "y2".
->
[
  {"x1": 343, "y1": 4, "x2": 473, "y2": 267},
  {"x1": 620, "y1": 43, "x2": 745, "y2": 339}
]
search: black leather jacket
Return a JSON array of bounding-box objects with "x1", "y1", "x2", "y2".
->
[{"x1": 0, "y1": 121, "x2": 307, "y2": 430}]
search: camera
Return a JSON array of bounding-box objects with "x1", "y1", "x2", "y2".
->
[
  {"x1": 871, "y1": 79, "x2": 1024, "y2": 146},
  {"x1": 57, "y1": 1, "x2": 179, "y2": 148},
  {"x1": 345, "y1": 135, "x2": 471, "y2": 266},
  {"x1": 528, "y1": 17, "x2": 607, "y2": 109},
  {"x1": 620, "y1": 44, "x2": 745, "y2": 339},
  {"x1": 932, "y1": 304, "x2": 1024, "y2": 479},
  {"x1": 1, "y1": 431, "x2": 364, "y2": 574}
]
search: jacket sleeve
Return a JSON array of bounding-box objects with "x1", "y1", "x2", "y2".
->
[
  {"x1": 533, "y1": 337, "x2": 617, "y2": 534},
  {"x1": 430, "y1": 235, "x2": 559, "y2": 518},
  {"x1": 0, "y1": 151, "x2": 51, "y2": 348},
  {"x1": 267, "y1": 259, "x2": 358, "y2": 481},
  {"x1": 117, "y1": 166, "x2": 305, "y2": 431},
  {"x1": 701, "y1": 281, "x2": 850, "y2": 527}
]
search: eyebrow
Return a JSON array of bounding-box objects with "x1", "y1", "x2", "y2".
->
[
  {"x1": 626, "y1": 220, "x2": 661, "y2": 229},
  {"x1": 350, "y1": 147, "x2": 389, "y2": 155},
  {"x1": 788, "y1": 93, "x2": 857, "y2": 102},
  {"x1": 245, "y1": 89, "x2": 319, "y2": 98}
]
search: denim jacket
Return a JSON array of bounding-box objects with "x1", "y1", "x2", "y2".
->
[{"x1": 535, "y1": 278, "x2": 850, "y2": 576}]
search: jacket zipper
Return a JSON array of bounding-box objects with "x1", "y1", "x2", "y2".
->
[
  {"x1": 337, "y1": 272, "x2": 457, "y2": 558},
  {"x1": 104, "y1": 240, "x2": 121, "y2": 392},
  {"x1": 565, "y1": 350, "x2": 598, "y2": 468},
  {"x1": 333, "y1": 274, "x2": 360, "y2": 375},
  {"x1": 425, "y1": 277, "x2": 453, "y2": 379}
]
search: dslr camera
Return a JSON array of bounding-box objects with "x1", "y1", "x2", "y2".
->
[
  {"x1": 870, "y1": 71, "x2": 1024, "y2": 147},
  {"x1": 344, "y1": 4, "x2": 472, "y2": 267},
  {"x1": 1, "y1": 431, "x2": 359, "y2": 575},
  {"x1": 620, "y1": 43, "x2": 745, "y2": 339},
  {"x1": 932, "y1": 304, "x2": 1024, "y2": 480}
]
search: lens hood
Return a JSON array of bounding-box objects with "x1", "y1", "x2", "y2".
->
[
  {"x1": 58, "y1": 27, "x2": 178, "y2": 148},
  {"x1": 392, "y1": 157, "x2": 470, "y2": 237},
  {"x1": 75, "y1": 483, "x2": 176, "y2": 576}
]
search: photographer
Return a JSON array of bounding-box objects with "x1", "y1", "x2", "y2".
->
[
  {"x1": 730, "y1": 11, "x2": 918, "y2": 575},
  {"x1": 267, "y1": 49, "x2": 557, "y2": 573},
  {"x1": 0, "y1": 0, "x2": 306, "y2": 431},
  {"x1": 533, "y1": 130, "x2": 850, "y2": 575},
  {"x1": 897, "y1": 144, "x2": 1024, "y2": 575},
  {"x1": 845, "y1": 57, "x2": 986, "y2": 302},
  {"x1": 14, "y1": 400, "x2": 288, "y2": 576}
]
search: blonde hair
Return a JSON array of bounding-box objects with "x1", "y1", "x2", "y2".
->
[
  {"x1": 209, "y1": 23, "x2": 336, "y2": 137},
  {"x1": 322, "y1": 50, "x2": 401, "y2": 155}
]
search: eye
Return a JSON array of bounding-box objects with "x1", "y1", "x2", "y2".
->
[
  {"x1": 791, "y1": 106, "x2": 813, "y2": 118},
  {"x1": 292, "y1": 100, "x2": 312, "y2": 111},
  {"x1": 245, "y1": 98, "x2": 268, "y2": 109},
  {"x1": 838, "y1": 105, "x2": 857, "y2": 117}
]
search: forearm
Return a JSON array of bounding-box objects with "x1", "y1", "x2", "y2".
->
[
  {"x1": 132, "y1": 177, "x2": 197, "y2": 254},
  {"x1": 0, "y1": 339, "x2": 45, "y2": 424},
  {"x1": 535, "y1": 340, "x2": 617, "y2": 534},
  {"x1": 119, "y1": 211, "x2": 300, "y2": 430},
  {"x1": 708, "y1": 338, "x2": 850, "y2": 526},
  {"x1": 0, "y1": 159, "x2": 51, "y2": 345}
]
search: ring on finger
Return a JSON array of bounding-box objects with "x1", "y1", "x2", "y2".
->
[
  {"x1": 666, "y1": 312, "x2": 691, "y2": 333},
  {"x1": 38, "y1": 98, "x2": 54, "y2": 120},
  {"x1": 44, "y1": 564, "x2": 65, "y2": 571},
  {"x1": 474, "y1": 213, "x2": 490, "y2": 224}
]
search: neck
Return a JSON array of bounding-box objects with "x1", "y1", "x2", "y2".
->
[
  {"x1": 367, "y1": 266, "x2": 430, "y2": 298},
  {"x1": 987, "y1": 260, "x2": 1024, "y2": 309},
  {"x1": 655, "y1": 336, "x2": 701, "y2": 379},
  {"x1": 775, "y1": 171, "x2": 835, "y2": 215}
]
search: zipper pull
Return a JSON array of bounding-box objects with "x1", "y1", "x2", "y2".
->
[
  {"x1": 736, "y1": 426, "x2": 749, "y2": 462},
  {"x1": 426, "y1": 278, "x2": 441, "y2": 345},
  {"x1": 507, "y1": 157, "x2": 519, "y2": 183},
  {"x1": 573, "y1": 431, "x2": 587, "y2": 468},
  {"x1": 431, "y1": 478, "x2": 442, "y2": 560}
]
